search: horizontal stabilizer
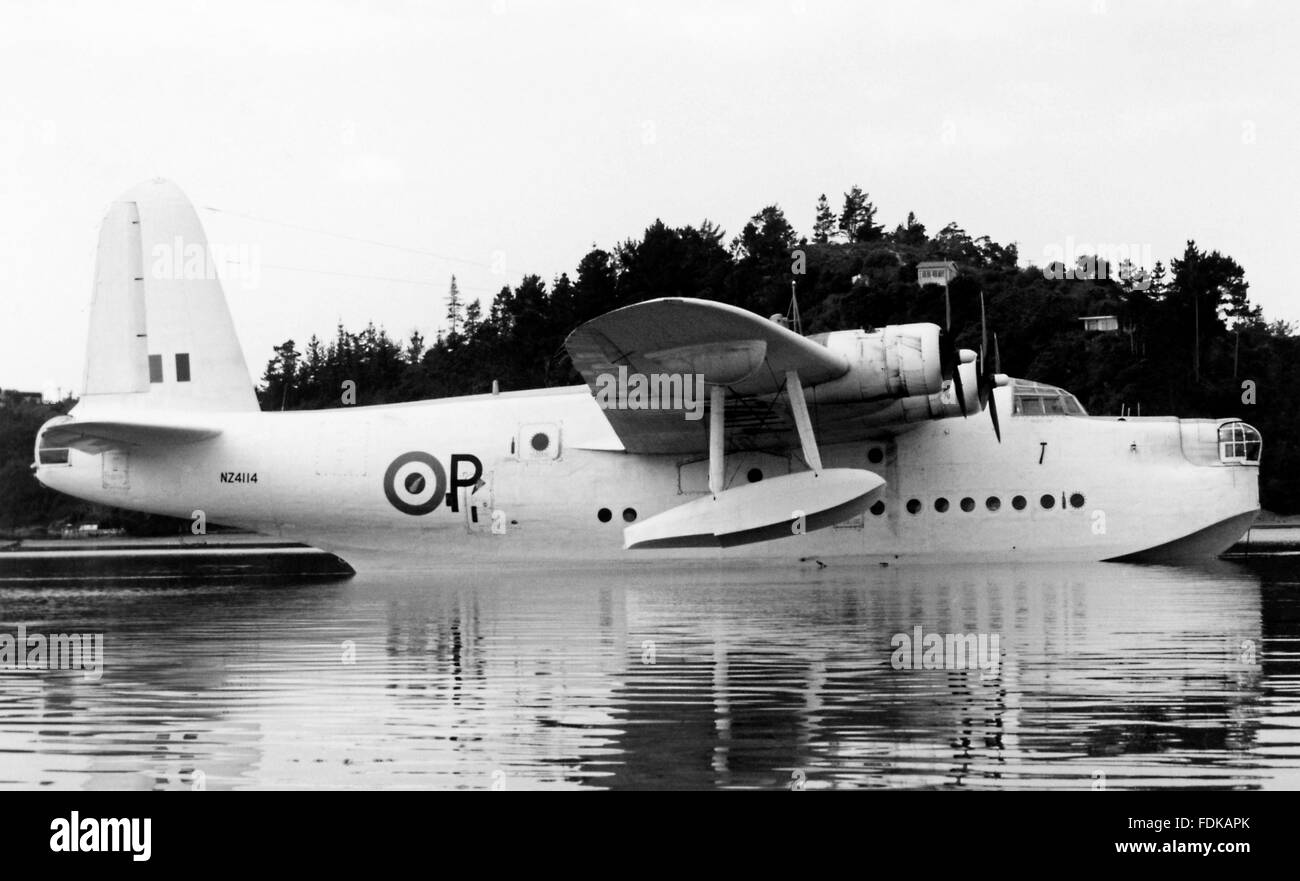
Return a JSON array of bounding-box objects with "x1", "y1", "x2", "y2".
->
[
  {"x1": 40, "y1": 418, "x2": 220, "y2": 454},
  {"x1": 624, "y1": 469, "x2": 884, "y2": 549}
]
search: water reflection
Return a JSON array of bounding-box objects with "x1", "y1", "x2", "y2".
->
[{"x1": 0, "y1": 559, "x2": 1296, "y2": 790}]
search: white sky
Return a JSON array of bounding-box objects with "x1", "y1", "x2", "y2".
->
[{"x1": 2, "y1": 0, "x2": 1297, "y2": 398}]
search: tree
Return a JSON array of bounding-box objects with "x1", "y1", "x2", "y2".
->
[
  {"x1": 1150, "y1": 260, "x2": 1167, "y2": 295},
  {"x1": 933, "y1": 222, "x2": 980, "y2": 264},
  {"x1": 463, "y1": 300, "x2": 483, "y2": 338},
  {"x1": 406, "y1": 330, "x2": 425, "y2": 365},
  {"x1": 812, "y1": 194, "x2": 835, "y2": 243},
  {"x1": 261, "y1": 339, "x2": 300, "y2": 410},
  {"x1": 893, "y1": 211, "x2": 927, "y2": 247},
  {"x1": 839, "y1": 185, "x2": 881, "y2": 242},
  {"x1": 573, "y1": 247, "x2": 619, "y2": 322},
  {"x1": 1169, "y1": 241, "x2": 1250, "y2": 381},
  {"x1": 616, "y1": 220, "x2": 732, "y2": 306},
  {"x1": 446, "y1": 275, "x2": 463, "y2": 342},
  {"x1": 734, "y1": 205, "x2": 797, "y2": 262}
]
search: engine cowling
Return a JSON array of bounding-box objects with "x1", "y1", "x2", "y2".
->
[{"x1": 813, "y1": 324, "x2": 945, "y2": 404}]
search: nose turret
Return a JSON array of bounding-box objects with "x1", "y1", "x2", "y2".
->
[{"x1": 33, "y1": 415, "x2": 73, "y2": 473}]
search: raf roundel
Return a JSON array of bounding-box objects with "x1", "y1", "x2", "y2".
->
[{"x1": 384, "y1": 452, "x2": 447, "y2": 516}]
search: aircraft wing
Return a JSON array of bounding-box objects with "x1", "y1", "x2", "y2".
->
[
  {"x1": 565, "y1": 298, "x2": 849, "y2": 454},
  {"x1": 40, "y1": 417, "x2": 221, "y2": 453}
]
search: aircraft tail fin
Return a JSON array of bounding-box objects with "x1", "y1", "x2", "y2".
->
[{"x1": 80, "y1": 179, "x2": 257, "y2": 414}]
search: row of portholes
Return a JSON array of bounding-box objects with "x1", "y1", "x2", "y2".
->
[
  {"x1": 600, "y1": 492, "x2": 1084, "y2": 522},
  {"x1": 872, "y1": 492, "x2": 1087, "y2": 516}
]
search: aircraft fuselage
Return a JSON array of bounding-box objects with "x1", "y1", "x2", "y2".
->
[{"x1": 35, "y1": 383, "x2": 1260, "y2": 567}]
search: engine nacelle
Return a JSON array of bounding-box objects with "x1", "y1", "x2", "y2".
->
[
  {"x1": 814, "y1": 324, "x2": 945, "y2": 404},
  {"x1": 855, "y1": 360, "x2": 983, "y2": 426}
]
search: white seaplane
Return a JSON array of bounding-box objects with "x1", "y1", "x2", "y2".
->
[{"x1": 33, "y1": 180, "x2": 1261, "y2": 568}]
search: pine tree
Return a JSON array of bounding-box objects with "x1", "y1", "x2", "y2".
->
[
  {"x1": 893, "y1": 211, "x2": 927, "y2": 247},
  {"x1": 839, "y1": 185, "x2": 881, "y2": 242},
  {"x1": 1151, "y1": 260, "x2": 1167, "y2": 294},
  {"x1": 446, "y1": 275, "x2": 463, "y2": 341},
  {"x1": 812, "y1": 194, "x2": 835, "y2": 243},
  {"x1": 407, "y1": 329, "x2": 425, "y2": 364},
  {"x1": 463, "y1": 300, "x2": 482, "y2": 337}
]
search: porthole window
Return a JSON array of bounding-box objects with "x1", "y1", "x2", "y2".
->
[
  {"x1": 906, "y1": 498, "x2": 922, "y2": 515},
  {"x1": 622, "y1": 508, "x2": 637, "y2": 522},
  {"x1": 934, "y1": 497, "x2": 950, "y2": 513},
  {"x1": 530, "y1": 432, "x2": 550, "y2": 452},
  {"x1": 1069, "y1": 492, "x2": 1085, "y2": 509},
  {"x1": 1040, "y1": 493, "x2": 1055, "y2": 509},
  {"x1": 1012, "y1": 495, "x2": 1027, "y2": 510},
  {"x1": 960, "y1": 497, "x2": 975, "y2": 512},
  {"x1": 597, "y1": 508, "x2": 612, "y2": 522},
  {"x1": 986, "y1": 496, "x2": 1001, "y2": 511},
  {"x1": 870, "y1": 500, "x2": 885, "y2": 516},
  {"x1": 867, "y1": 447, "x2": 884, "y2": 464},
  {"x1": 747, "y1": 468, "x2": 763, "y2": 483}
]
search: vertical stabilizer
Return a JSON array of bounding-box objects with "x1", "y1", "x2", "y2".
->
[{"x1": 80, "y1": 179, "x2": 257, "y2": 413}]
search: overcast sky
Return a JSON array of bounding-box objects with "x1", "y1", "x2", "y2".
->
[{"x1": 2, "y1": 0, "x2": 1296, "y2": 398}]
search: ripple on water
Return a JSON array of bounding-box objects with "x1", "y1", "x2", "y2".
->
[{"x1": 0, "y1": 560, "x2": 1296, "y2": 789}]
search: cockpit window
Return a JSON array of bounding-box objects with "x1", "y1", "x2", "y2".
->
[
  {"x1": 1218, "y1": 422, "x2": 1262, "y2": 464},
  {"x1": 1010, "y1": 380, "x2": 1087, "y2": 417}
]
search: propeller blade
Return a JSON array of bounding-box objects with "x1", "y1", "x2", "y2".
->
[
  {"x1": 952, "y1": 358, "x2": 967, "y2": 418},
  {"x1": 939, "y1": 328, "x2": 967, "y2": 417},
  {"x1": 975, "y1": 288, "x2": 1002, "y2": 443},
  {"x1": 977, "y1": 348, "x2": 990, "y2": 408},
  {"x1": 980, "y1": 290, "x2": 988, "y2": 369},
  {"x1": 988, "y1": 381, "x2": 1001, "y2": 443}
]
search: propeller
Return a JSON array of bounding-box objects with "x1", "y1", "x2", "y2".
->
[
  {"x1": 976, "y1": 291, "x2": 1002, "y2": 443},
  {"x1": 938, "y1": 327, "x2": 968, "y2": 418},
  {"x1": 938, "y1": 283, "x2": 1005, "y2": 436}
]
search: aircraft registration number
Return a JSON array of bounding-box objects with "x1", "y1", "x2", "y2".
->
[{"x1": 220, "y1": 472, "x2": 258, "y2": 483}]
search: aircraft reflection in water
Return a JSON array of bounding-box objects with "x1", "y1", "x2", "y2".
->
[{"x1": 1, "y1": 561, "x2": 1293, "y2": 790}]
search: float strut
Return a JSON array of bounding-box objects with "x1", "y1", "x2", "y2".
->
[{"x1": 785, "y1": 370, "x2": 822, "y2": 474}]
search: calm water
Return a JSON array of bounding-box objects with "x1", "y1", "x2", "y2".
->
[{"x1": 1, "y1": 558, "x2": 1297, "y2": 790}]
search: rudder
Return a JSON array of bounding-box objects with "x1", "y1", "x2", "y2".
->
[{"x1": 80, "y1": 178, "x2": 257, "y2": 413}]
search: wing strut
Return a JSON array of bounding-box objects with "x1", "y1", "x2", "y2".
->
[
  {"x1": 708, "y1": 385, "x2": 726, "y2": 496},
  {"x1": 785, "y1": 370, "x2": 822, "y2": 475}
]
